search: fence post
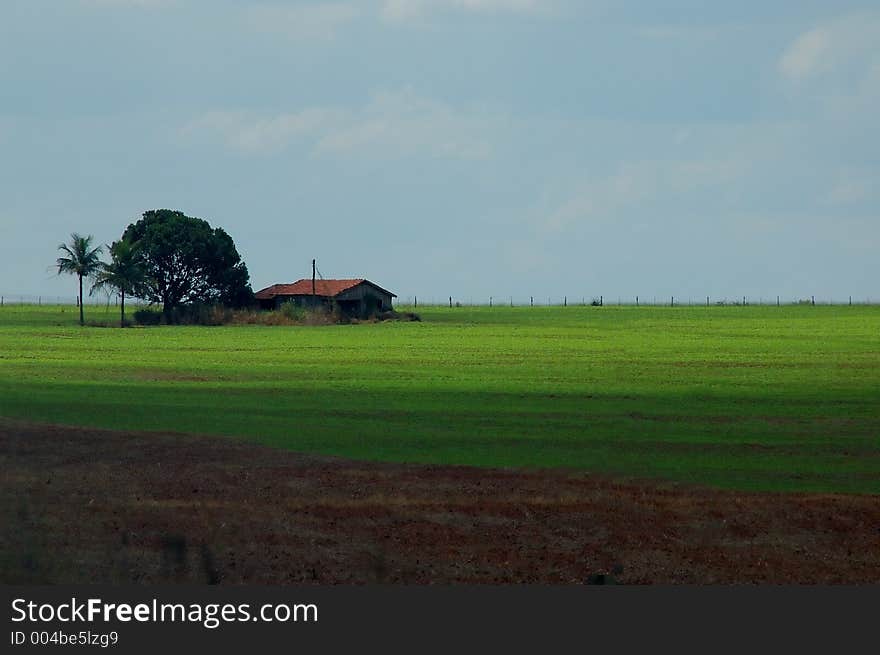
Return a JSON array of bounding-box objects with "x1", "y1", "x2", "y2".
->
[
  {"x1": 671, "y1": 296, "x2": 674, "y2": 307},
  {"x1": 600, "y1": 295, "x2": 603, "y2": 307},
  {"x1": 743, "y1": 296, "x2": 746, "y2": 306},
  {"x1": 849, "y1": 296, "x2": 852, "y2": 306},
  {"x1": 489, "y1": 296, "x2": 492, "y2": 307},
  {"x1": 530, "y1": 296, "x2": 533, "y2": 307},
  {"x1": 564, "y1": 296, "x2": 567, "y2": 307},
  {"x1": 706, "y1": 296, "x2": 709, "y2": 307},
  {"x1": 777, "y1": 296, "x2": 780, "y2": 307},
  {"x1": 812, "y1": 296, "x2": 815, "y2": 306},
  {"x1": 635, "y1": 295, "x2": 638, "y2": 307},
  {"x1": 414, "y1": 296, "x2": 417, "y2": 308},
  {"x1": 449, "y1": 296, "x2": 452, "y2": 308}
]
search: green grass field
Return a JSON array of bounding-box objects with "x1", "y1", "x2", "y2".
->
[{"x1": 1, "y1": 303, "x2": 878, "y2": 493}]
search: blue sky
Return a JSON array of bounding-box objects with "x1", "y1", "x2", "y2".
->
[{"x1": 1, "y1": 0, "x2": 878, "y2": 303}]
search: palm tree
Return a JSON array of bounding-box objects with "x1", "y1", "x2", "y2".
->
[
  {"x1": 91, "y1": 239, "x2": 145, "y2": 328},
  {"x1": 56, "y1": 233, "x2": 104, "y2": 326}
]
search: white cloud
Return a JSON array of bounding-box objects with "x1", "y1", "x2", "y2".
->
[
  {"x1": 543, "y1": 158, "x2": 745, "y2": 233},
  {"x1": 181, "y1": 108, "x2": 341, "y2": 153},
  {"x1": 247, "y1": 3, "x2": 360, "y2": 40},
  {"x1": 635, "y1": 25, "x2": 723, "y2": 43},
  {"x1": 0, "y1": 117, "x2": 11, "y2": 145},
  {"x1": 825, "y1": 173, "x2": 875, "y2": 205},
  {"x1": 381, "y1": 0, "x2": 548, "y2": 21},
  {"x1": 182, "y1": 90, "x2": 497, "y2": 159},
  {"x1": 779, "y1": 28, "x2": 832, "y2": 80},
  {"x1": 381, "y1": 0, "x2": 427, "y2": 20},
  {"x1": 778, "y1": 12, "x2": 880, "y2": 82},
  {"x1": 777, "y1": 12, "x2": 880, "y2": 148},
  {"x1": 315, "y1": 90, "x2": 494, "y2": 159},
  {"x1": 82, "y1": 0, "x2": 175, "y2": 7},
  {"x1": 102, "y1": 0, "x2": 556, "y2": 33}
]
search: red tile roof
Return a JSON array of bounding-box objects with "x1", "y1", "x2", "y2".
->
[{"x1": 255, "y1": 278, "x2": 396, "y2": 300}]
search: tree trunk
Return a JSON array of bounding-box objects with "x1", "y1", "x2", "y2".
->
[
  {"x1": 78, "y1": 274, "x2": 84, "y2": 326},
  {"x1": 120, "y1": 289, "x2": 125, "y2": 328}
]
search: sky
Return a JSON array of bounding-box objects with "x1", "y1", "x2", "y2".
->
[{"x1": 1, "y1": 0, "x2": 878, "y2": 304}]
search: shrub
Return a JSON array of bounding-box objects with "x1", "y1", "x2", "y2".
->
[
  {"x1": 184, "y1": 304, "x2": 232, "y2": 326},
  {"x1": 378, "y1": 310, "x2": 421, "y2": 322},
  {"x1": 133, "y1": 304, "x2": 232, "y2": 326},
  {"x1": 280, "y1": 301, "x2": 306, "y2": 322},
  {"x1": 134, "y1": 309, "x2": 162, "y2": 325},
  {"x1": 303, "y1": 306, "x2": 343, "y2": 325},
  {"x1": 133, "y1": 302, "x2": 412, "y2": 327}
]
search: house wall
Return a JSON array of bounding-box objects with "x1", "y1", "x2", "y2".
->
[
  {"x1": 335, "y1": 283, "x2": 394, "y2": 311},
  {"x1": 259, "y1": 282, "x2": 394, "y2": 315},
  {"x1": 279, "y1": 295, "x2": 327, "y2": 309}
]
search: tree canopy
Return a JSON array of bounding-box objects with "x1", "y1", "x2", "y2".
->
[
  {"x1": 121, "y1": 210, "x2": 253, "y2": 320},
  {"x1": 56, "y1": 233, "x2": 104, "y2": 326},
  {"x1": 91, "y1": 238, "x2": 145, "y2": 327}
]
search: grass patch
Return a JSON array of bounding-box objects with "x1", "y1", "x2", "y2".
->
[{"x1": 0, "y1": 303, "x2": 878, "y2": 493}]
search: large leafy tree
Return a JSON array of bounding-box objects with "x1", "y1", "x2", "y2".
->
[
  {"x1": 91, "y1": 239, "x2": 145, "y2": 328},
  {"x1": 121, "y1": 209, "x2": 253, "y2": 321},
  {"x1": 56, "y1": 233, "x2": 104, "y2": 326}
]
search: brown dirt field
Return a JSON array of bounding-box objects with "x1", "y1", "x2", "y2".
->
[{"x1": 1, "y1": 418, "x2": 878, "y2": 584}]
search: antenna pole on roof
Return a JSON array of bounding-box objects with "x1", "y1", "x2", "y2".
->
[{"x1": 312, "y1": 259, "x2": 316, "y2": 297}]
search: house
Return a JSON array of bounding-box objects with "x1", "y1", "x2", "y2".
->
[{"x1": 254, "y1": 278, "x2": 396, "y2": 317}]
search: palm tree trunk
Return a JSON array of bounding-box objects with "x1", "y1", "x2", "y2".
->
[
  {"x1": 120, "y1": 289, "x2": 125, "y2": 328},
  {"x1": 78, "y1": 274, "x2": 84, "y2": 326}
]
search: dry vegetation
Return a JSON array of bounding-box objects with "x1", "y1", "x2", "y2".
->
[
  {"x1": 3, "y1": 419, "x2": 878, "y2": 585},
  {"x1": 128, "y1": 304, "x2": 420, "y2": 326}
]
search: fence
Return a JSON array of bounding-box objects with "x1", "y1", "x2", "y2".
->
[
  {"x1": 2, "y1": 293, "x2": 876, "y2": 309},
  {"x1": 398, "y1": 294, "x2": 877, "y2": 308},
  {"x1": 0, "y1": 294, "x2": 148, "y2": 308}
]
